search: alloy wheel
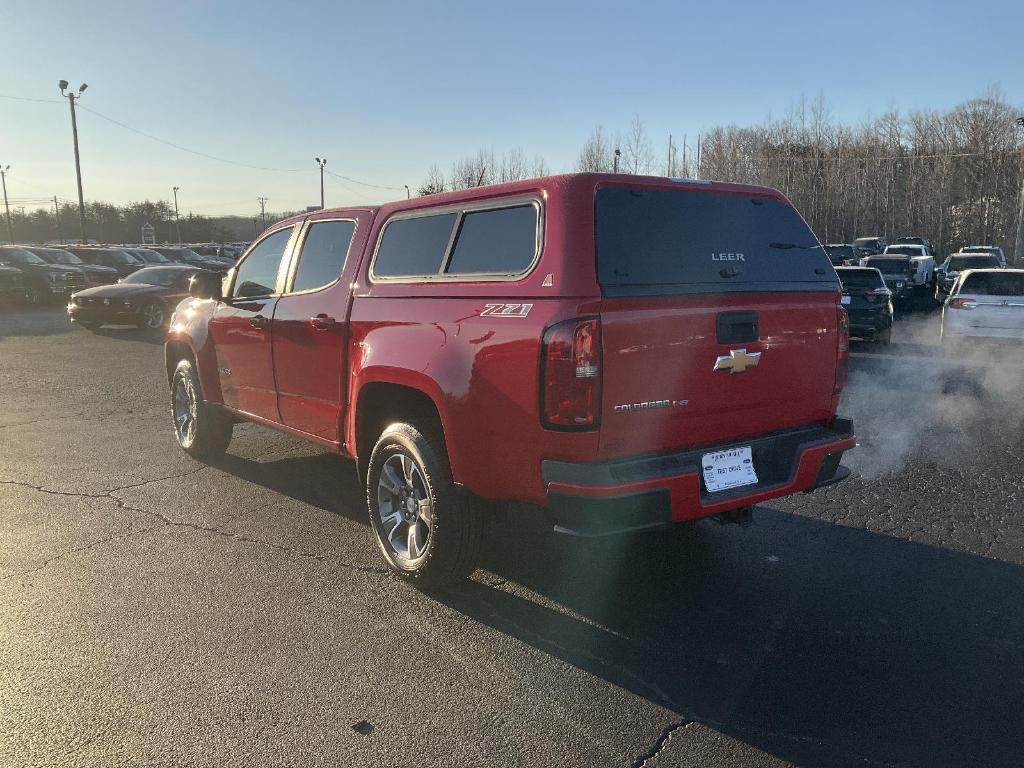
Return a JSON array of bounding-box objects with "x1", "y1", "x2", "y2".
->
[
  {"x1": 143, "y1": 302, "x2": 165, "y2": 329},
  {"x1": 172, "y1": 376, "x2": 197, "y2": 445},
  {"x1": 376, "y1": 453, "x2": 433, "y2": 562}
]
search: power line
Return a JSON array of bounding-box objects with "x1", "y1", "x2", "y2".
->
[
  {"x1": 324, "y1": 168, "x2": 404, "y2": 191},
  {"x1": 0, "y1": 94, "x2": 63, "y2": 105},
  {"x1": 74, "y1": 103, "x2": 310, "y2": 173}
]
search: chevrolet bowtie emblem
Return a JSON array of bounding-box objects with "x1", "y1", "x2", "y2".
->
[{"x1": 714, "y1": 348, "x2": 762, "y2": 374}]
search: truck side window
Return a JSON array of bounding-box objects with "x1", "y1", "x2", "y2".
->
[
  {"x1": 374, "y1": 213, "x2": 457, "y2": 278},
  {"x1": 232, "y1": 227, "x2": 292, "y2": 299},
  {"x1": 446, "y1": 205, "x2": 537, "y2": 275},
  {"x1": 291, "y1": 220, "x2": 356, "y2": 293}
]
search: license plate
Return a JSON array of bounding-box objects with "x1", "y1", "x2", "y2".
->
[
  {"x1": 841, "y1": 295, "x2": 851, "y2": 305},
  {"x1": 702, "y1": 446, "x2": 758, "y2": 493}
]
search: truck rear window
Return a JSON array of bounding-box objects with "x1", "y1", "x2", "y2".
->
[{"x1": 595, "y1": 187, "x2": 836, "y2": 295}]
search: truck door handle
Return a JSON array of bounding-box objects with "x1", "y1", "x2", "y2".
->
[
  {"x1": 250, "y1": 314, "x2": 269, "y2": 329},
  {"x1": 310, "y1": 313, "x2": 336, "y2": 330}
]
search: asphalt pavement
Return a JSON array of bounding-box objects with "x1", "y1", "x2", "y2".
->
[{"x1": 2, "y1": 306, "x2": 1023, "y2": 768}]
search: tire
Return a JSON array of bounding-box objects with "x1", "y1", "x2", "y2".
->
[
  {"x1": 24, "y1": 283, "x2": 45, "y2": 307},
  {"x1": 139, "y1": 300, "x2": 166, "y2": 330},
  {"x1": 170, "y1": 359, "x2": 232, "y2": 461},
  {"x1": 366, "y1": 422, "x2": 482, "y2": 585},
  {"x1": 876, "y1": 326, "x2": 892, "y2": 345}
]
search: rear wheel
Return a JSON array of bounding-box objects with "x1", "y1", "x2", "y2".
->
[
  {"x1": 876, "y1": 326, "x2": 892, "y2": 345},
  {"x1": 366, "y1": 422, "x2": 482, "y2": 585},
  {"x1": 170, "y1": 359, "x2": 232, "y2": 460}
]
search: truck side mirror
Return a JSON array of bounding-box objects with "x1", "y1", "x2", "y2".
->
[{"x1": 189, "y1": 271, "x2": 222, "y2": 301}]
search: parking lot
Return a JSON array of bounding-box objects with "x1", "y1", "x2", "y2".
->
[{"x1": 2, "y1": 307, "x2": 1023, "y2": 767}]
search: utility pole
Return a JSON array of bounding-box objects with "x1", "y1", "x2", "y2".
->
[
  {"x1": 667, "y1": 135, "x2": 674, "y2": 177},
  {"x1": 252, "y1": 217, "x2": 258, "y2": 237},
  {"x1": 58, "y1": 80, "x2": 88, "y2": 243},
  {"x1": 0, "y1": 165, "x2": 12, "y2": 243},
  {"x1": 257, "y1": 197, "x2": 268, "y2": 231},
  {"x1": 53, "y1": 195, "x2": 62, "y2": 242},
  {"x1": 315, "y1": 157, "x2": 327, "y2": 209},
  {"x1": 172, "y1": 186, "x2": 182, "y2": 244},
  {"x1": 1015, "y1": 116, "x2": 1024, "y2": 266}
]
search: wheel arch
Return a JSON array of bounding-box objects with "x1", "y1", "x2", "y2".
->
[{"x1": 352, "y1": 377, "x2": 452, "y2": 483}]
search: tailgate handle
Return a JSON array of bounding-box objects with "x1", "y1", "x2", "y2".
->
[{"x1": 717, "y1": 311, "x2": 759, "y2": 344}]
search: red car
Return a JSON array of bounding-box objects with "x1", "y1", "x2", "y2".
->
[{"x1": 165, "y1": 173, "x2": 854, "y2": 583}]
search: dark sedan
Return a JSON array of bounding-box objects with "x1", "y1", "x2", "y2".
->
[
  {"x1": 29, "y1": 247, "x2": 119, "y2": 286},
  {"x1": 66, "y1": 247, "x2": 146, "y2": 277},
  {"x1": 837, "y1": 266, "x2": 894, "y2": 343},
  {"x1": 68, "y1": 265, "x2": 209, "y2": 331}
]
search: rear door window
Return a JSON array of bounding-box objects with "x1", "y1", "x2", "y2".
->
[
  {"x1": 595, "y1": 186, "x2": 836, "y2": 295},
  {"x1": 290, "y1": 220, "x2": 356, "y2": 293}
]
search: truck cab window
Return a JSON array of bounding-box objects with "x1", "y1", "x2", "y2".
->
[{"x1": 232, "y1": 227, "x2": 292, "y2": 299}]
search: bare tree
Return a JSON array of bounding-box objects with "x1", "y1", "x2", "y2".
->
[
  {"x1": 623, "y1": 115, "x2": 655, "y2": 175},
  {"x1": 417, "y1": 164, "x2": 446, "y2": 196},
  {"x1": 577, "y1": 125, "x2": 613, "y2": 172}
]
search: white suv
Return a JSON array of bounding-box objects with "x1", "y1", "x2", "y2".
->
[{"x1": 941, "y1": 269, "x2": 1024, "y2": 345}]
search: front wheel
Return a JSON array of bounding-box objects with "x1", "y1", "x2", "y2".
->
[
  {"x1": 139, "y1": 301, "x2": 166, "y2": 330},
  {"x1": 366, "y1": 422, "x2": 483, "y2": 585},
  {"x1": 170, "y1": 359, "x2": 232, "y2": 461}
]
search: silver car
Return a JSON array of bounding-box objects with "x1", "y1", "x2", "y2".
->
[{"x1": 941, "y1": 269, "x2": 1024, "y2": 345}]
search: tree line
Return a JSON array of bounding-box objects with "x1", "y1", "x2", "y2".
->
[
  {"x1": 2, "y1": 200, "x2": 284, "y2": 245},
  {"x1": 419, "y1": 89, "x2": 1023, "y2": 259}
]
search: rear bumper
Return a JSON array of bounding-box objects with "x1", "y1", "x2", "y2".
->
[{"x1": 543, "y1": 419, "x2": 855, "y2": 536}]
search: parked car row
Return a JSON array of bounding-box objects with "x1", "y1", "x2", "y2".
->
[{"x1": 0, "y1": 243, "x2": 243, "y2": 305}]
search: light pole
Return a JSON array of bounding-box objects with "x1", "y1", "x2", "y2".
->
[
  {"x1": 404, "y1": 184, "x2": 410, "y2": 200},
  {"x1": 257, "y1": 196, "x2": 268, "y2": 231},
  {"x1": 59, "y1": 80, "x2": 88, "y2": 243},
  {"x1": 613, "y1": 148, "x2": 621, "y2": 173},
  {"x1": 0, "y1": 165, "x2": 12, "y2": 243},
  {"x1": 252, "y1": 217, "x2": 258, "y2": 237},
  {"x1": 1014, "y1": 116, "x2": 1024, "y2": 267},
  {"x1": 172, "y1": 186, "x2": 182, "y2": 244},
  {"x1": 315, "y1": 157, "x2": 327, "y2": 209}
]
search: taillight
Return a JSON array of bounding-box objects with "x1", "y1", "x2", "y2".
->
[
  {"x1": 541, "y1": 318, "x2": 601, "y2": 430},
  {"x1": 949, "y1": 298, "x2": 977, "y2": 310},
  {"x1": 834, "y1": 305, "x2": 849, "y2": 395}
]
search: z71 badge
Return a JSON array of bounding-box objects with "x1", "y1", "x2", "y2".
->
[{"x1": 480, "y1": 303, "x2": 533, "y2": 317}]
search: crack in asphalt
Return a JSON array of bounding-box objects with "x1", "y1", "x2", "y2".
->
[
  {"x1": 1, "y1": 525, "x2": 159, "y2": 581},
  {"x1": 0, "y1": 476, "x2": 389, "y2": 578},
  {"x1": 629, "y1": 719, "x2": 691, "y2": 768}
]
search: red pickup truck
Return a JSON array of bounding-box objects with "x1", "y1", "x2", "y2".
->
[{"x1": 165, "y1": 173, "x2": 854, "y2": 583}]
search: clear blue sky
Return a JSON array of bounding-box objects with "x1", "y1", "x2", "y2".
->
[{"x1": 1, "y1": 0, "x2": 1021, "y2": 216}]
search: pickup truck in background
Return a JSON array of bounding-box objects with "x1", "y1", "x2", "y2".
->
[
  {"x1": 164, "y1": 173, "x2": 855, "y2": 584},
  {"x1": 877, "y1": 244, "x2": 936, "y2": 288}
]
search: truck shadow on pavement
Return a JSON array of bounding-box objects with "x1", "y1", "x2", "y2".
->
[
  {"x1": 444, "y1": 511, "x2": 1024, "y2": 768},
  {"x1": 211, "y1": 450, "x2": 1023, "y2": 768}
]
